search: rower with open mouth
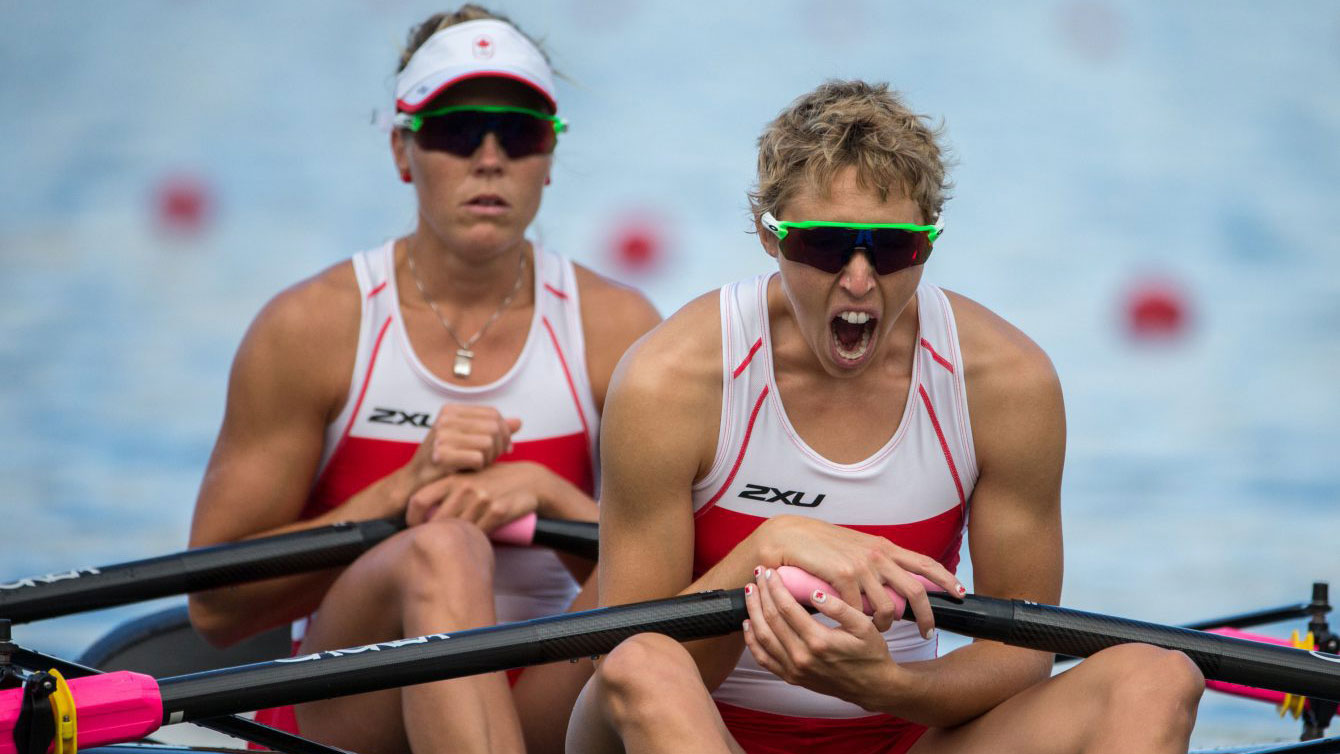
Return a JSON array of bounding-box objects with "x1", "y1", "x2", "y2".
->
[{"x1": 567, "y1": 79, "x2": 1206, "y2": 754}]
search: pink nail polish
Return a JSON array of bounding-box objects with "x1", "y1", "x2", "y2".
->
[
  {"x1": 957, "y1": 584, "x2": 966, "y2": 596},
  {"x1": 813, "y1": 590, "x2": 826, "y2": 603},
  {"x1": 745, "y1": 584, "x2": 754, "y2": 596},
  {"x1": 754, "y1": 566, "x2": 762, "y2": 577}
]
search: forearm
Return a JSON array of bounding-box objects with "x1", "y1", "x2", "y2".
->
[
  {"x1": 188, "y1": 468, "x2": 413, "y2": 645},
  {"x1": 867, "y1": 641, "x2": 1053, "y2": 728},
  {"x1": 530, "y1": 463, "x2": 599, "y2": 522}
]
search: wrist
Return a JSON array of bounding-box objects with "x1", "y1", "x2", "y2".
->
[{"x1": 864, "y1": 658, "x2": 919, "y2": 716}]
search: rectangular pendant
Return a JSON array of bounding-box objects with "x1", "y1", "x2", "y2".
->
[{"x1": 452, "y1": 349, "x2": 474, "y2": 378}]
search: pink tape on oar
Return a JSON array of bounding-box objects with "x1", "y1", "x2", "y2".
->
[
  {"x1": 1202, "y1": 628, "x2": 1291, "y2": 704},
  {"x1": 488, "y1": 513, "x2": 538, "y2": 547},
  {"x1": 0, "y1": 671, "x2": 162, "y2": 754},
  {"x1": 774, "y1": 566, "x2": 945, "y2": 616}
]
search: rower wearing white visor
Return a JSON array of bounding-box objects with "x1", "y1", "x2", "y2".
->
[{"x1": 186, "y1": 5, "x2": 658, "y2": 754}]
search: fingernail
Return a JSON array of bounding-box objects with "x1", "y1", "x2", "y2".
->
[
  {"x1": 923, "y1": 628, "x2": 934, "y2": 639},
  {"x1": 812, "y1": 590, "x2": 826, "y2": 603},
  {"x1": 753, "y1": 566, "x2": 762, "y2": 577},
  {"x1": 745, "y1": 584, "x2": 754, "y2": 596},
  {"x1": 743, "y1": 620, "x2": 751, "y2": 632},
  {"x1": 764, "y1": 568, "x2": 773, "y2": 581},
  {"x1": 957, "y1": 584, "x2": 966, "y2": 596}
]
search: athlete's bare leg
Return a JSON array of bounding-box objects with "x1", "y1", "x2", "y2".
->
[
  {"x1": 511, "y1": 570, "x2": 598, "y2": 754},
  {"x1": 567, "y1": 633, "x2": 745, "y2": 754},
  {"x1": 294, "y1": 518, "x2": 524, "y2": 754},
  {"x1": 910, "y1": 643, "x2": 1204, "y2": 754}
]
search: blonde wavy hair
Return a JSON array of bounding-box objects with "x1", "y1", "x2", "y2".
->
[{"x1": 749, "y1": 80, "x2": 952, "y2": 225}]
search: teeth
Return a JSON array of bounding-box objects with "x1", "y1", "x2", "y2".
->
[
  {"x1": 838, "y1": 311, "x2": 870, "y2": 325},
  {"x1": 834, "y1": 325, "x2": 873, "y2": 361}
]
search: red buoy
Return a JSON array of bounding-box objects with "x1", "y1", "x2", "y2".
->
[
  {"x1": 1123, "y1": 277, "x2": 1190, "y2": 340},
  {"x1": 608, "y1": 212, "x2": 667, "y2": 274},
  {"x1": 154, "y1": 173, "x2": 212, "y2": 235}
]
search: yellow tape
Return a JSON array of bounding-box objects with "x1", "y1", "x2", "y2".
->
[
  {"x1": 1278, "y1": 631, "x2": 1315, "y2": 719},
  {"x1": 46, "y1": 668, "x2": 77, "y2": 754}
]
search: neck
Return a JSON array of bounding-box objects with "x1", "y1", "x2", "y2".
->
[{"x1": 404, "y1": 232, "x2": 531, "y2": 307}]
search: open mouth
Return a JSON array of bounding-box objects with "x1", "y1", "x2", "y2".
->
[{"x1": 831, "y1": 310, "x2": 877, "y2": 362}]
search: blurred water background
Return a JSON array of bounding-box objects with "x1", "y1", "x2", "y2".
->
[{"x1": 2, "y1": 1, "x2": 1338, "y2": 747}]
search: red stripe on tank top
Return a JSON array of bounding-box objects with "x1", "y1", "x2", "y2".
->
[
  {"x1": 541, "y1": 316, "x2": 590, "y2": 446},
  {"x1": 917, "y1": 384, "x2": 966, "y2": 513},
  {"x1": 696, "y1": 385, "x2": 770, "y2": 519},
  {"x1": 732, "y1": 338, "x2": 764, "y2": 379},
  {"x1": 543, "y1": 282, "x2": 568, "y2": 300},
  {"x1": 366, "y1": 281, "x2": 388, "y2": 299},
  {"x1": 919, "y1": 337, "x2": 955, "y2": 374},
  {"x1": 337, "y1": 316, "x2": 393, "y2": 443},
  {"x1": 692, "y1": 504, "x2": 964, "y2": 579}
]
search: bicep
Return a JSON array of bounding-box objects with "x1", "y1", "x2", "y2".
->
[
  {"x1": 189, "y1": 302, "x2": 345, "y2": 549},
  {"x1": 965, "y1": 358, "x2": 1066, "y2": 605},
  {"x1": 596, "y1": 352, "x2": 706, "y2": 608}
]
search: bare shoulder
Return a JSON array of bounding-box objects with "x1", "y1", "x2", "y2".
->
[
  {"x1": 571, "y1": 263, "x2": 663, "y2": 410},
  {"x1": 943, "y1": 290, "x2": 1065, "y2": 475},
  {"x1": 572, "y1": 263, "x2": 661, "y2": 349},
  {"x1": 943, "y1": 289, "x2": 1060, "y2": 404},
  {"x1": 233, "y1": 260, "x2": 362, "y2": 418},
  {"x1": 602, "y1": 289, "x2": 724, "y2": 478}
]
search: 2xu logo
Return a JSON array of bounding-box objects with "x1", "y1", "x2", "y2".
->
[
  {"x1": 370, "y1": 407, "x2": 431, "y2": 428},
  {"x1": 738, "y1": 483, "x2": 826, "y2": 508}
]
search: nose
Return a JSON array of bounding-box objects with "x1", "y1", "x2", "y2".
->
[
  {"x1": 471, "y1": 132, "x2": 506, "y2": 173},
  {"x1": 840, "y1": 249, "x2": 877, "y2": 297}
]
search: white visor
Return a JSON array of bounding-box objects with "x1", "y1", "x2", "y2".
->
[{"x1": 395, "y1": 19, "x2": 557, "y2": 113}]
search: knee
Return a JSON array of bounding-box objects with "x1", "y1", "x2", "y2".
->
[
  {"x1": 596, "y1": 633, "x2": 703, "y2": 724},
  {"x1": 399, "y1": 518, "x2": 495, "y2": 596},
  {"x1": 1093, "y1": 643, "x2": 1205, "y2": 719}
]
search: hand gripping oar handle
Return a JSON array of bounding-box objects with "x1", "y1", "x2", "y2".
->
[
  {"x1": 776, "y1": 567, "x2": 1340, "y2": 703},
  {"x1": 0, "y1": 514, "x2": 597, "y2": 624}
]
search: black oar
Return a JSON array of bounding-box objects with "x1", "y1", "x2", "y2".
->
[
  {"x1": 0, "y1": 515, "x2": 598, "y2": 624},
  {"x1": 5, "y1": 574, "x2": 1340, "y2": 753}
]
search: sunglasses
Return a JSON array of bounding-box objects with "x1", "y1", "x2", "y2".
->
[
  {"x1": 760, "y1": 211, "x2": 943, "y2": 275},
  {"x1": 393, "y1": 105, "x2": 568, "y2": 159}
]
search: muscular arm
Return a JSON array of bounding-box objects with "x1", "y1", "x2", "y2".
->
[
  {"x1": 188, "y1": 265, "x2": 413, "y2": 647},
  {"x1": 861, "y1": 292, "x2": 1066, "y2": 726},
  {"x1": 597, "y1": 294, "x2": 798, "y2": 689}
]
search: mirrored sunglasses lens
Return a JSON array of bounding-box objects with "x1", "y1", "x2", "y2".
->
[
  {"x1": 415, "y1": 112, "x2": 555, "y2": 158},
  {"x1": 781, "y1": 227, "x2": 851, "y2": 273},
  {"x1": 491, "y1": 113, "x2": 556, "y2": 157},
  {"x1": 869, "y1": 230, "x2": 932, "y2": 274},
  {"x1": 414, "y1": 113, "x2": 486, "y2": 156}
]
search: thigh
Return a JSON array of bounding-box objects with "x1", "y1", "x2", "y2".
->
[{"x1": 290, "y1": 534, "x2": 417, "y2": 754}]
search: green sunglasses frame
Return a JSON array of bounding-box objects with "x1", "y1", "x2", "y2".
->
[
  {"x1": 760, "y1": 211, "x2": 944, "y2": 244},
  {"x1": 392, "y1": 105, "x2": 569, "y2": 136}
]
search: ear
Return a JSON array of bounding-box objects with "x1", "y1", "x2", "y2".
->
[
  {"x1": 390, "y1": 129, "x2": 412, "y2": 179},
  {"x1": 755, "y1": 216, "x2": 779, "y2": 260}
]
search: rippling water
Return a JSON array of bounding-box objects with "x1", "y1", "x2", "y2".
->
[{"x1": 2, "y1": 2, "x2": 1338, "y2": 747}]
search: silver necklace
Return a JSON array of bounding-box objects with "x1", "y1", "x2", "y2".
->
[{"x1": 406, "y1": 240, "x2": 527, "y2": 379}]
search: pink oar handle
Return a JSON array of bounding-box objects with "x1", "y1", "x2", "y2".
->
[
  {"x1": 488, "y1": 513, "x2": 538, "y2": 547},
  {"x1": 775, "y1": 566, "x2": 946, "y2": 616},
  {"x1": 0, "y1": 671, "x2": 162, "y2": 754}
]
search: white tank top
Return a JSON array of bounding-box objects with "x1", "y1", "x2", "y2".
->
[
  {"x1": 303, "y1": 240, "x2": 599, "y2": 625},
  {"x1": 692, "y1": 273, "x2": 977, "y2": 719}
]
